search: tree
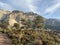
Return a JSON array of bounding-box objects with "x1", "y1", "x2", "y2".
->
[
  {"x1": 27, "y1": 19, "x2": 33, "y2": 28},
  {"x1": 33, "y1": 15, "x2": 44, "y2": 29},
  {"x1": 14, "y1": 23, "x2": 19, "y2": 29},
  {"x1": 0, "y1": 21, "x2": 9, "y2": 29},
  {"x1": 12, "y1": 10, "x2": 23, "y2": 13},
  {"x1": 12, "y1": 10, "x2": 20, "y2": 13}
]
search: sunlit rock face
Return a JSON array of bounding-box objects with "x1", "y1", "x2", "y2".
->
[
  {"x1": 0, "y1": 10, "x2": 37, "y2": 27},
  {"x1": 0, "y1": 10, "x2": 10, "y2": 21},
  {"x1": 8, "y1": 11, "x2": 26, "y2": 27}
]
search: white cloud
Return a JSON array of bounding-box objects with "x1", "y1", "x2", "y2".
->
[
  {"x1": 0, "y1": 0, "x2": 40, "y2": 13},
  {"x1": 28, "y1": 4, "x2": 36, "y2": 12},
  {"x1": 0, "y1": 0, "x2": 41, "y2": 13},
  {"x1": 6, "y1": 0, "x2": 33, "y2": 11},
  {"x1": 24, "y1": 0, "x2": 37, "y2": 12},
  {"x1": 26, "y1": 0, "x2": 41, "y2": 14},
  {"x1": 44, "y1": 2, "x2": 60, "y2": 14},
  {"x1": 25, "y1": 0, "x2": 35, "y2": 12},
  {"x1": 26, "y1": 0, "x2": 32, "y2": 3},
  {"x1": 0, "y1": 2, "x2": 14, "y2": 11}
]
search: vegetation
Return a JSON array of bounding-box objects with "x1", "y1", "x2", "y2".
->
[
  {"x1": 20, "y1": 15, "x2": 44, "y2": 29},
  {"x1": 0, "y1": 21, "x2": 9, "y2": 29},
  {"x1": 14, "y1": 23, "x2": 20, "y2": 29},
  {"x1": 0, "y1": 28, "x2": 60, "y2": 45},
  {"x1": 33, "y1": 15, "x2": 44, "y2": 29},
  {"x1": 0, "y1": 21, "x2": 60, "y2": 45},
  {"x1": 0, "y1": 11, "x2": 60, "y2": 45}
]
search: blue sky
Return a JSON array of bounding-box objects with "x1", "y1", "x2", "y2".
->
[{"x1": 0, "y1": 0, "x2": 60, "y2": 19}]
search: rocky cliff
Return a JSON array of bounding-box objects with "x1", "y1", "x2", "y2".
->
[{"x1": 0, "y1": 10, "x2": 38, "y2": 28}]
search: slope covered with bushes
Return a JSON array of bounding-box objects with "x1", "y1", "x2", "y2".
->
[{"x1": 0, "y1": 28, "x2": 60, "y2": 45}]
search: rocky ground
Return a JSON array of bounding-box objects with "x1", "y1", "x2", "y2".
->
[{"x1": 0, "y1": 32, "x2": 11, "y2": 45}]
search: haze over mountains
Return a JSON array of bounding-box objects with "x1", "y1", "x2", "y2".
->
[{"x1": 45, "y1": 19, "x2": 60, "y2": 30}]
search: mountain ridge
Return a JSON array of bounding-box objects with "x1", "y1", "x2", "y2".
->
[{"x1": 45, "y1": 18, "x2": 60, "y2": 30}]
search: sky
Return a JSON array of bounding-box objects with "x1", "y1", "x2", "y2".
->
[{"x1": 0, "y1": 0, "x2": 60, "y2": 19}]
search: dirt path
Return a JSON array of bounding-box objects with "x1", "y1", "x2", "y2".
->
[{"x1": 0, "y1": 32, "x2": 11, "y2": 45}]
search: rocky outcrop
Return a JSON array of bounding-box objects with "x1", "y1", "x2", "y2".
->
[
  {"x1": 0, "y1": 10, "x2": 37, "y2": 27},
  {"x1": 0, "y1": 10, "x2": 10, "y2": 21}
]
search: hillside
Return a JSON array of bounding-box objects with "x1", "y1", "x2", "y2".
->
[
  {"x1": 0, "y1": 10, "x2": 44, "y2": 29},
  {"x1": 0, "y1": 29, "x2": 60, "y2": 45},
  {"x1": 0, "y1": 10, "x2": 60, "y2": 45},
  {"x1": 0, "y1": 10, "x2": 38, "y2": 27}
]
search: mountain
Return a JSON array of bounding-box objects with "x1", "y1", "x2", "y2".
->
[
  {"x1": 0, "y1": 10, "x2": 42, "y2": 28},
  {"x1": 0, "y1": 10, "x2": 60, "y2": 45},
  {"x1": 45, "y1": 19, "x2": 60, "y2": 30},
  {"x1": 0, "y1": 9, "x2": 60, "y2": 31}
]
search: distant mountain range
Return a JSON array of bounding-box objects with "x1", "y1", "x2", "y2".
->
[{"x1": 45, "y1": 19, "x2": 60, "y2": 30}]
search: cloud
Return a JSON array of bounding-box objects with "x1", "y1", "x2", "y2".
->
[
  {"x1": 0, "y1": 0, "x2": 41, "y2": 14},
  {"x1": 7, "y1": 0, "x2": 28, "y2": 8},
  {"x1": 26, "y1": 0, "x2": 41, "y2": 14},
  {"x1": 28, "y1": 4, "x2": 36, "y2": 12},
  {"x1": 25, "y1": 0, "x2": 36, "y2": 12},
  {"x1": 0, "y1": 2, "x2": 14, "y2": 11},
  {"x1": 25, "y1": 0, "x2": 34, "y2": 11},
  {"x1": 44, "y1": 2, "x2": 60, "y2": 14},
  {"x1": 6, "y1": 0, "x2": 33, "y2": 11},
  {"x1": 54, "y1": 0, "x2": 60, "y2": 3}
]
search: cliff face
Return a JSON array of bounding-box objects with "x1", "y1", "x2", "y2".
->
[
  {"x1": 0, "y1": 10, "x2": 37, "y2": 27},
  {"x1": 0, "y1": 10, "x2": 10, "y2": 21},
  {"x1": 8, "y1": 11, "x2": 27, "y2": 27}
]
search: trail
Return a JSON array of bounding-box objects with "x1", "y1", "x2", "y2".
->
[{"x1": 0, "y1": 32, "x2": 11, "y2": 45}]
